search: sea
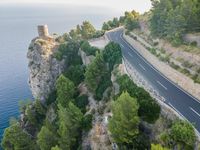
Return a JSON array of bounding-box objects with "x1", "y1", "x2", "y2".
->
[{"x1": 0, "y1": 3, "x2": 120, "y2": 147}]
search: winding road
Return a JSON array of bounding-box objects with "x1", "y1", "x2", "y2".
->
[{"x1": 106, "y1": 28, "x2": 200, "y2": 134}]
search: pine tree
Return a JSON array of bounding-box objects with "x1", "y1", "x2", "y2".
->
[
  {"x1": 56, "y1": 75, "x2": 75, "y2": 107},
  {"x1": 37, "y1": 126, "x2": 57, "y2": 150},
  {"x1": 57, "y1": 102, "x2": 83, "y2": 149},
  {"x1": 108, "y1": 92, "x2": 139, "y2": 145}
]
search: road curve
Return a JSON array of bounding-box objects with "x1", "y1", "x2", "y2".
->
[{"x1": 106, "y1": 29, "x2": 200, "y2": 133}]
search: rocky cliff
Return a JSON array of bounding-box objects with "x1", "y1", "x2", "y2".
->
[{"x1": 27, "y1": 36, "x2": 64, "y2": 102}]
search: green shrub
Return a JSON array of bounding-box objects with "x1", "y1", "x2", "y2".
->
[
  {"x1": 74, "y1": 95, "x2": 89, "y2": 114},
  {"x1": 171, "y1": 37, "x2": 182, "y2": 47},
  {"x1": 160, "y1": 120, "x2": 196, "y2": 149},
  {"x1": 117, "y1": 75, "x2": 160, "y2": 123},
  {"x1": 55, "y1": 41, "x2": 82, "y2": 66},
  {"x1": 80, "y1": 40, "x2": 99, "y2": 56},
  {"x1": 81, "y1": 114, "x2": 93, "y2": 131},
  {"x1": 133, "y1": 133, "x2": 151, "y2": 150},
  {"x1": 65, "y1": 65, "x2": 85, "y2": 86},
  {"x1": 125, "y1": 30, "x2": 130, "y2": 35},
  {"x1": 195, "y1": 76, "x2": 200, "y2": 84},
  {"x1": 192, "y1": 74, "x2": 200, "y2": 84},
  {"x1": 1, "y1": 123, "x2": 35, "y2": 150},
  {"x1": 56, "y1": 75, "x2": 75, "y2": 107},
  {"x1": 190, "y1": 41, "x2": 197, "y2": 47},
  {"x1": 54, "y1": 51, "x2": 63, "y2": 61},
  {"x1": 125, "y1": 14, "x2": 140, "y2": 31},
  {"x1": 149, "y1": 48, "x2": 157, "y2": 55},
  {"x1": 169, "y1": 62, "x2": 180, "y2": 70},
  {"x1": 25, "y1": 100, "x2": 46, "y2": 128},
  {"x1": 92, "y1": 30, "x2": 105, "y2": 38},
  {"x1": 196, "y1": 68, "x2": 200, "y2": 74},
  {"x1": 46, "y1": 90, "x2": 57, "y2": 106},
  {"x1": 180, "y1": 68, "x2": 190, "y2": 76},
  {"x1": 182, "y1": 61, "x2": 193, "y2": 68},
  {"x1": 153, "y1": 41, "x2": 159, "y2": 46},
  {"x1": 159, "y1": 55, "x2": 170, "y2": 62},
  {"x1": 102, "y1": 17, "x2": 120, "y2": 31},
  {"x1": 103, "y1": 42, "x2": 122, "y2": 71},
  {"x1": 160, "y1": 48, "x2": 166, "y2": 54},
  {"x1": 95, "y1": 77, "x2": 112, "y2": 101}
]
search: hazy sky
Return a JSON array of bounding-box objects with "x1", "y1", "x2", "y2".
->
[{"x1": 0, "y1": 0, "x2": 152, "y2": 13}]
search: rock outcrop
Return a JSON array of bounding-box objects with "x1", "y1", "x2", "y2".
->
[
  {"x1": 27, "y1": 25, "x2": 64, "y2": 102},
  {"x1": 79, "y1": 49, "x2": 95, "y2": 66}
]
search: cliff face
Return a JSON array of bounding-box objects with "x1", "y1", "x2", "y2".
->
[{"x1": 27, "y1": 37, "x2": 64, "y2": 102}]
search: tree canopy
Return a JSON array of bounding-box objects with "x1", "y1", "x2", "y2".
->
[
  {"x1": 65, "y1": 65, "x2": 85, "y2": 86},
  {"x1": 84, "y1": 52, "x2": 108, "y2": 92},
  {"x1": 57, "y1": 102, "x2": 83, "y2": 149},
  {"x1": 117, "y1": 75, "x2": 160, "y2": 123},
  {"x1": 1, "y1": 123, "x2": 35, "y2": 150},
  {"x1": 80, "y1": 21, "x2": 96, "y2": 39},
  {"x1": 160, "y1": 120, "x2": 196, "y2": 149},
  {"x1": 108, "y1": 92, "x2": 139, "y2": 145},
  {"x1": 150, "y1": 0, "x2": 200, "y2": 45},
  {"x1": 170, "y1": 120, "x2": 196, "y2": 147},
  {"x1": 80, "y1": 40, "x2": 99, "y2": 56},
  {"x1": 124, "y1": 11, "x2": 140, "y2": 31},
  {"x1": 151, "y1": 144, "x2": 169, "y2": 150},
  {"x1": 51, "y1": 145, "x2": 62, "y2": 150},
  {"x1": 37, "y1": 126, "x2": 57, "y2": 150},
  {"x1": 56, "y1": 75, "x2": 75, "y2": 107},
  {"x1": 84, "y1": 41, "x2": 123, "y2": 100},
  {"x1": 103, "y1": 42, "x2": 122, "y2": 71}
]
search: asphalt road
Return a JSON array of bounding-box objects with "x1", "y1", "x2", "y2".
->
[{"x1": 106, "y1": 29, "x2": 200, "y2": 134}]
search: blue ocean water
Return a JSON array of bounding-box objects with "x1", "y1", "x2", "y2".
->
[{"x1": 0, "y1": 3, "x2": 120, "y2": 147}]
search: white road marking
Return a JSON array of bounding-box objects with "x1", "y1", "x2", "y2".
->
[
  {"x1": 157, "y1": 81, "x2": 168, "y2": 90},
  {"x1": 190, "y1": 107, "x2": 200, "y2": 118},
  {"x1": 120, "y1": 44, "x2": 125, "y2": 48},
  {"x1": 128, "y1": 52, "x2": 133, "y2": 57},
  {"x1": 168, "y1": 102, "x2": 200, "y2": 138},
  {"x1": 168, "y1": 103, "x2": 184, "y2": 118},
  {"x1": 118, "y1": 28, "x2": 200, "y2": 136},
  {"x1": 139, "y1": 63, "x2": 146, "y2": 71},
  {"x1": 119, "y1": 33, "x2": 200, "y2": 105},
  {"x1": 168, "y1": 102, "x2": 188, "y2": 120}
]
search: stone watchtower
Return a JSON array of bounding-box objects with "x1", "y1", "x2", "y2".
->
[
  {"x1": 37, "y1": 25, "x2": 53, "y2": 41},
  {"x1": 38, "y1": 25, "x2": 49, "y2": 37}
]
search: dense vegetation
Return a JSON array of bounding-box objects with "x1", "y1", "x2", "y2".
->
[
  {"x1": 1, "y1": 13, "x2": 197, "y2": 149},
  {"x1": 109, "y1": 92, "x2": 140, "y2": 148},
  {"x1": 109, "y1": 80, "x2": 196, "y2": 149},
  {"x1": 85, "y1": 41, "x2": 122, "y2": 100},
  {"x1": 1, "y1": 24, "x2": 124, "y2": 149},
  {"x1": 102, "y1": 10, "x2": 140, "y2": 31},
  {"x1": 116, "y1": 75, "x2": 160, "y2": 124},
  {"x1": 69, "y1": 21, "x2": 104, "y2": 40},
  {"x1": 150, "y1": 0, "x2": 200, "y2": 45},
  {"x1": 80, "y1": 40, "x2": 99, "y2": 56},
  {"x1": 160, "y1": 120, "x2": 196, "y2": 149}
]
